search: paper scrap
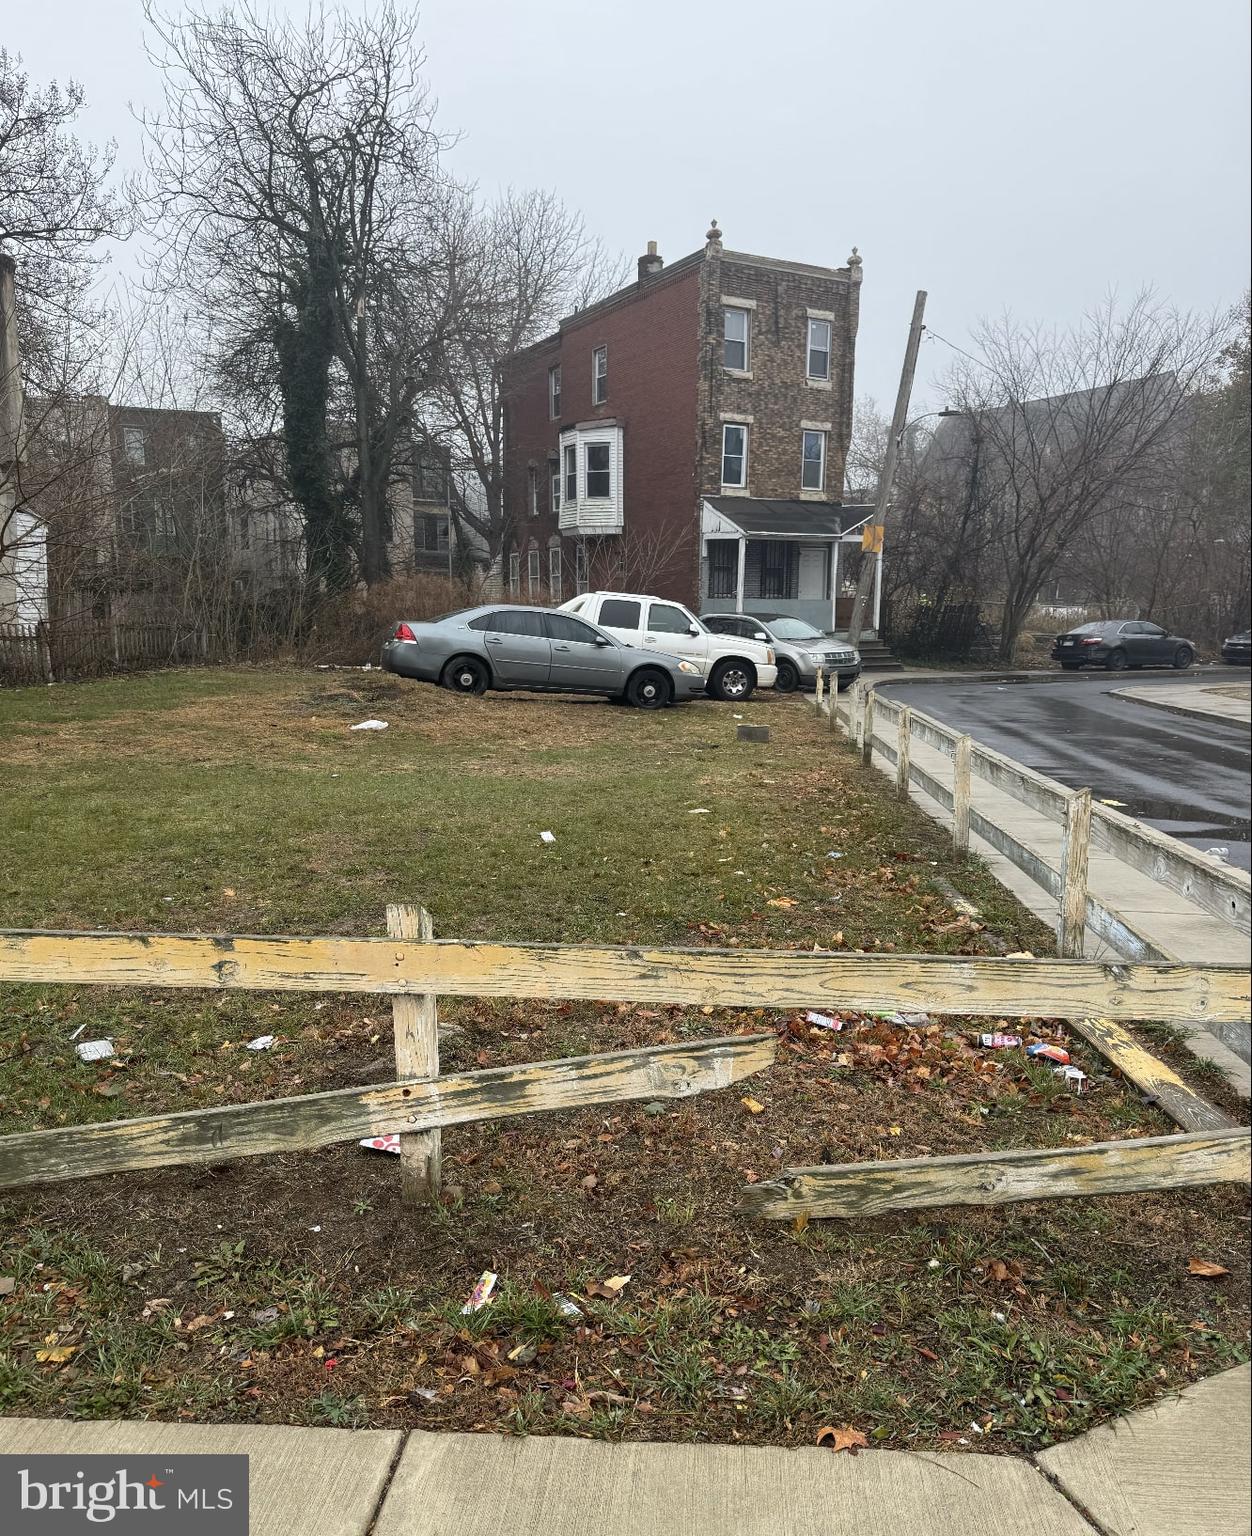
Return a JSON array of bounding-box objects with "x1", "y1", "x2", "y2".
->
[
  {"x1": 75, "y1": 1039, "x2": 115, "y2": 1063},
  {"x1": 805, "y1": 1011, "x2": 842, "y2": 1031},
  {"x1": 359, "y1": 1135, "x2": 401, "y2": 1155},
  {"x1": 462, "y1": 1271, "x2": 498, "y2": 1313},
  {"x1": 350, "y1": 719, "x2": 389, "y2": 731},
  {"x1": 246, "y1": 1035, "x2": 275, "y2": 1052},
  {"x1": 539, "y1": 830, "x2": 556, "y2": 844},
  {"x1": 741, "y1": 1096, "x2": 765, "y2": 1114}
]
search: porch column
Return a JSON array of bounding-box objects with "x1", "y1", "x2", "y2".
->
[
  {"x1": 830, "y1": 539, "x2": 840, "y2": 633},
  {"x1": 872, "y1": 541, "x2": 884, "y2": 633},
  {"x1": 735, "y1": 536, "x2": 746, "y2": 614}
]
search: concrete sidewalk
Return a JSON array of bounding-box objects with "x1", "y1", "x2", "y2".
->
[
  {"x1": 1111, "y1": 681, "x2": 1252, "y2": 726},
  {"x1": 1, "y1": 1367, "x2": 1246, "y2": 1534}
]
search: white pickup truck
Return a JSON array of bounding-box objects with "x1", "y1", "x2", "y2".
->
[{"x1": 560, "y1": 591, "x2": 777, "y2": 701}]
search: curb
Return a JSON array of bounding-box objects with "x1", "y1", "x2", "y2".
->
[{"x1": 1107, "y1": 686, "x2": 1251, "y2": 726}]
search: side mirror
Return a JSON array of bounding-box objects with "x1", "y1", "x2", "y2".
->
[
  {"x1": 593, "y1": 637, "x2": 611, "y2": 647},
  {"x1": 686, "y1": 625, "x2": 700, "y2": 637},
  {"x1": 753, "y1": 631, "x2": 768, "y2": 642}
]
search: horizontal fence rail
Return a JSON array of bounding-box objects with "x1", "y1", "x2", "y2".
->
[
  {"x1": 0, "y1": 1034, "x2": 772, "y2": 1190},
  {"x1": 742, "y1": 1126, "x2": 1252, "y2": 1220},
  {"x1": 1, "y1": 929, "x2": 1248, "y2": 1024}
]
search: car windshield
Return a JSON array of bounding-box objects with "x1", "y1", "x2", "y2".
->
[{"x1": 765, "y1": 618, "x2": 825, "y2": 640}]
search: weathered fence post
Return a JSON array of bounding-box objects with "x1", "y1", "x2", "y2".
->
[
  {"x1": 896, "y1": 705, "x2": 912, "y2": 801},
  {"x1": 828, "y1": 670, "x2": 840, "y2": 733},
  {"x1": 1058, "y1": 788, "x2": 1093, "y2": 957},
  {"x1": 860, "y1": 688, "x2": 875, "y2": 767},
  {"x1": 386, "y1": 902, "x2": 442, "y2": 1202},
  {"x1": 814, "y1": 667, "x2": 824, "y2": 712},
  {"x1": 952, "y1": 735, "x2": 972, "y2": 851}
]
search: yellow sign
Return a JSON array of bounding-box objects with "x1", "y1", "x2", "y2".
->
[{"x1": 861, "y1": 524, "x2": 884, "y2": 553}]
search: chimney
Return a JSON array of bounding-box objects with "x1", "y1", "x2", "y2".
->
[{"x1": 637, "y1": 240, "x2": 664, "y2": 281}]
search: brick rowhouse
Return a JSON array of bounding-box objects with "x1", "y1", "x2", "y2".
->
[{"x1": 500, "y1": 222, "x2": 865, "y2": 631}]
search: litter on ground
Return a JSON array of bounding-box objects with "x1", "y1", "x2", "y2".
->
[
  {"x1": 246, "y1": 1034, "x2": 275, "y2": 1052},
  {"x1": 74, "y1": 1039, "x2": 115, "y2": 1063},
  {"x1": 539, "y1": 830, "x2": 556, "y2": 844},
  {"x1": 359, "y1": 1135, "x2": 400, "y2": 1155},
  {"x1": 461, "y1": 1272, "x2": 498, "y2": 1313},
  {"x1": 350, "y1": 719, "x2": 389, "y2": 731}
]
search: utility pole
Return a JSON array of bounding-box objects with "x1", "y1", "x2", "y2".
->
[{"x1": 845, "y1": 290, "x2": 927, "y2": 648}]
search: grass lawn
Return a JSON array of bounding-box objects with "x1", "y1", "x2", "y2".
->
[{"x1": 0, "y1": 667, "x2": 1247, "y2": 1449}]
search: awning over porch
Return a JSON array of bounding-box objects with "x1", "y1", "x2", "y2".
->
[{"x1": 702, "y1": 496, "x2": 844, "y2": 538}]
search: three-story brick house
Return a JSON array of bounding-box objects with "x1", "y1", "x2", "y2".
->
[{"x1": 500, "y1": 222, "x2": 874, "y2": 632}]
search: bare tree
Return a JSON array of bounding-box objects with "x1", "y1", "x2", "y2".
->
[
  {"x1": 431, "y1": 188, "x2": 626, "y2": 567},
  {"x1": 143, "y1": 2, "x2": 457, "y2": 591},
  {"x1": 939, "y1": 293, "x2": 1225, "y2": 660}
]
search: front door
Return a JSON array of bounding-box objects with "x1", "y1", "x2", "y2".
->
[
  {"x1": 1138, "y1": 622, "x2": 1172, "y2": 664},
  {"x1": 544, "y1": 612, "x2": 625, "y2": 691},
  {"x1": 482, "y1": 610, "x2": 551, "y2": 686},
  {"x1": 644, "y1": 600, "x2": 706, "y2": 671}
]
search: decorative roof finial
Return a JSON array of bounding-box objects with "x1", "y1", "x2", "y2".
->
[
  {"x1": 706, "y1": 218, "x2": 722, "y2": 244},
  {"x1": 847, "y1": 246, "x2": 863, "y2": 270}
]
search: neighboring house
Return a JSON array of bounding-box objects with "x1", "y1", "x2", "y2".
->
[
  {"x1": 228, "y1": 435, "x2": 489, "y2": 594},
  {"x1": 1, "y1": 252, "x2": 48, "y2": 628},
  {"x1": 500, "y1": 222, "x2": 877, "y2": 632},
  {"x1": 22, "y1": 395, "x2": 227, "y2": 625}
]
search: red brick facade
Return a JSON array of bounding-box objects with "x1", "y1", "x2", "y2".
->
[{"x1": 500, "y1": 230, "x2": 860, "y2": 608}]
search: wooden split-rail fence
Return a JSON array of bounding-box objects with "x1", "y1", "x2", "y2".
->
[
  {"x1": 813, "y1": 670, "x2": 1252, "y2": 972},
  {"x1": 0, "y1": 913, "x2": 1248, "y2": 1221}
]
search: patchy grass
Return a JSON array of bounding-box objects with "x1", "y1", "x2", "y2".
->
[{"x1": 0, "y1": 668, "x2": 1247, "y2": 1452}]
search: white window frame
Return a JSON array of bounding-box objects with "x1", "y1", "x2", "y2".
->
[
  {"x1": 528, "y1": 464, "x2": 539, "y2": 518},
  {"x1": 508, "y1": 552, "x2": 521, "y2": 596},
  {"x1": 548, "y1": 363, "x2": 562, "y2": 419},
  {"x1": 723, "y1": 306, "x2": 750, "y2": 372},
  {"x1": 584, "y1": 440, "x2": 612, "y2": 500},
  {"x1": 592, "y1": 345, "x2": 608, "y2": 405},
  {"x1": 721, "y1": 423, "x2": 748, "y2": 489},
  {"x1": 563, "y1": 443, "x2": 577, "y2": 505},
  {"x1": 548, "y1": 545, "x2": 563, "y2": 601},
  {"x1": 800, "y1": 429, "x2": 827, "y2": 492},
  {"x1": 527, "y1": 547, "x2": 541, "y2": 596},
  {"x1": 123, "y1": 426, "x2": 147, "y2": 467},
  {"x1": 550, "y1": 466, "x2": 561, "y2": 513},
  {"x1": 574, "y1": 542, "x2": 588, "y2": 594},
  {"x1": 806, "y1": 318, "x2": 832, "y2": 381}
]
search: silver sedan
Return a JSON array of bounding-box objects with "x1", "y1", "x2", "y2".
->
[
  {"x1": 380, "y1": 604, "x2": 707, "y2": 709},
  {"x1": 701, "y1": 613, "x2": 860, "y2": 693}
]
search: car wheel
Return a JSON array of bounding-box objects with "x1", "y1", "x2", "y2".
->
[
  {"x1": 1104, "y1": 649, "x2": 1128, "y2": 672},
  {"x1": 441, "y1": 655, "x2": 490, "y2": 694},
  {"x1": 626, "y1": 667, "x2": 672, "y2": 710},
  {"x1": 708, "y1": 658, "x2": 756, "y2": 702},
  {"x1": 774, "y1": 659, "x2": 800, "y2": 693},
  {"x1": 1172, "y1": 645, "x2": 1194, "y2": 670}
]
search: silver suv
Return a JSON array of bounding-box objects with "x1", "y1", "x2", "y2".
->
[{"x1": 701, "y1": 613, "x2": 860, "y2": 693}]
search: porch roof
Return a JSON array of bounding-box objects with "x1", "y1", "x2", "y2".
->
[{"x1": 702, "y1": 497, "x2": 846, "y2": 538}]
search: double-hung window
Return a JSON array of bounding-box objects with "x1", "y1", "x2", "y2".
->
[
  {"x1": 528, "y1": 465, "x2": 539, "y2": 517},
  {"x1": 548, "y1": 364, "x2": 562, "y2": 419},
  {"x1": 563, "y1": 444, "x2": 577, "y2": 505},
  {"x1": 548, "y1": 545, "x2": 563, "y2": 601},
  {"x1": 721, "y1": 423, "x2": 748, "y2": 489},
  {"x1": 585, "y1": 442, "x2": 612, "y2": 499},
  {"x1": 592, "y1": 346, "x2": 608, "y2": 404},
  {"x1": 807, "y1": 318, "x2": 832, "y2": 381},
  {"x1": 801, "y1": 429, "x2": 827, "y2": 492},
  {"x1": 527, "y1": 548, "x2": 541, "y2": 596},
  {"x1": 723, "y1": 307, "x2": 750, "y2": 371},
  {"x1": 550, "y1": 465, "x2": 561, "y2": 513},
  {"x1": 508, "y1": 552, "x2": 521, "y2": 595}
]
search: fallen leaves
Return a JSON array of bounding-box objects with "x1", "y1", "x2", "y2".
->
[
  {"x1": 585, "y1": 1275, "x2": 631, "y2": 1300},
  {"x1": 816, "y1": 1425, "x2": 868, "y2": 1454},
  {"x1": 1187, "y1": 1258, "x2": 1230, "y2": 1279},
  {"x1": 740, "y1": 1097, "x2": 765, "y2": 1115}
]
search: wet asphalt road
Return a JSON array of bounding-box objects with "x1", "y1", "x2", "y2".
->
[{"x1": 879, "y1": 669, "x2": 1252, "y2": 872}]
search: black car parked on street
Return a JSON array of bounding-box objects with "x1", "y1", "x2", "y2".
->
[
  {"x1": 1051, "y1": 619, "x2": 1195, "y2": 671},
  {"x1": 1221, "y1": 631, "x2": 1251, "y2": 665}
]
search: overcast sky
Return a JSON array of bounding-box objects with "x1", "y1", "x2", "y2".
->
[{"x1": 7, "y1": 0, "x2": 1251, "y2": 408}]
